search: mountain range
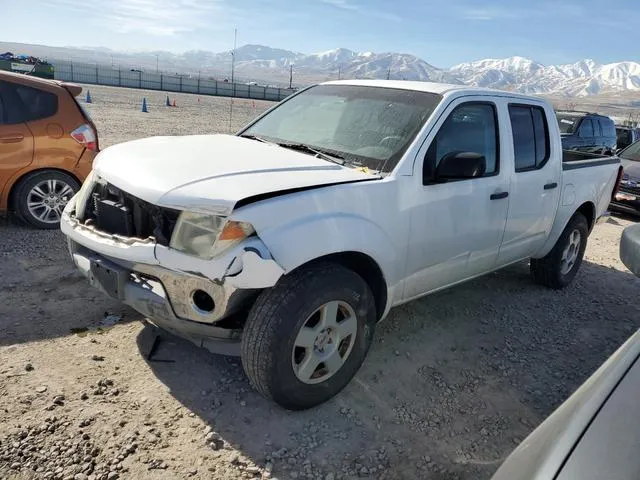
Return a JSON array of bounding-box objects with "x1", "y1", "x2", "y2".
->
[{"x1": 1, "y1": 41, "x2": 639, "y2": 97}]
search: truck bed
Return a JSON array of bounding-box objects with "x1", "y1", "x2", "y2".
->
[{"x1": 562, "y1": 150, "x2": 620, "y2": 170}]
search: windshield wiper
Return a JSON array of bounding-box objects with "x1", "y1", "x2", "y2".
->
[
  {"x1": 276, "y1": 142, "x2": 345, "y2": 165},
  {"x1": 239, "y1": 134, "x2": 273, "y2": 144}
]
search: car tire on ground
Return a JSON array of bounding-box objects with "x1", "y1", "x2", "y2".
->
[
  {"x1": 14, "y1": 170, "x2": 80, "y2": 229},
  {"x1": 241, "y1": 261, "x2": 377, "y2": 410},
  {"x1": 530, "y1": 212, "x2": 589, "y2": 289}
]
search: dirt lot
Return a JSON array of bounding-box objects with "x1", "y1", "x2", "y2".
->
[{"x1": 1, "y1": 84, "x2": 640, "y2": 480}]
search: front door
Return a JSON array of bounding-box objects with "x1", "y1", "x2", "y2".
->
[
  {"x1": 0, "y1": 80, "x2": 34, "y2": 197},
  {"x1": 402, "y1": 99, "x2": 511, "y2": 300}
]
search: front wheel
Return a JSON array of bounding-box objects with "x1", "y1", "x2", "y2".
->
[
  {"x1": 530, "y1": 213, "x2": 589, "y2": 289},
  {"x1": 241, "y1": 262, "x2": 377, "y2": 410}
]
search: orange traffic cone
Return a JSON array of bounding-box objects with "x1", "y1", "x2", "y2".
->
[{"x1": 172, "y1": 99, "x2": 177, "y2": 107}]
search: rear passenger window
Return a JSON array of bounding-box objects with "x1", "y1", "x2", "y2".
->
[
  {"x1": 594, "y1": 120, "x2": 603, "y2": 136},
  {"x1": 579, "y1": 119, "x2": 594, "y2": 137},
  {"x1": 509, "y1": 105, "x2": 550, "y2": 172},
  {"x1": 14, "y1": 84, "x2": 58, "y2": 121}
]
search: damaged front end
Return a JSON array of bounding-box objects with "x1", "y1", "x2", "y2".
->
[{"x1": 61, "y1": 178, "x2": 285, "y2": 356}]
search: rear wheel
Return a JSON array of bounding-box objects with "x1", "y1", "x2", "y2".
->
[
  {"x1": 14, "y1": 171, "x2": 80, "y2": 229},
  {"x1": 241, "y1": 262, "x2": 377, "y2": 410},
  {"x1": 530, "y1": 213, "x2": 589, "y2": 289}
]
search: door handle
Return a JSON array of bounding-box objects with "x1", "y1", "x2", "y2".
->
[
  {"x1": 544, "y1": 182, "x2": 558, "y2": 190},
  {"x1": 490, "y1": 192, "x2": 509, "y2": 200},
  {"x1": 0, "y1": 134, "x2": 24, "y2": 143}
]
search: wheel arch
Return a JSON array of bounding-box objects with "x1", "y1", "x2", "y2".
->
[
  {"x1": 294, "y1": 251, "x2": 388, "y2": 322},
  {"x1": 576, "y1": 201, "x2": 596, "y2": 232},
  {"x1": 7, "y1": 167, "x2": 82, "y2": 211}
]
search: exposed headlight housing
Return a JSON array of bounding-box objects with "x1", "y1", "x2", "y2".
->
[
  {"x1": 75, "y1": 170, "x2": 97, "y2": 219},
  {"x1": 170, "y1": 212, "x2": 255, "y2": 259}
]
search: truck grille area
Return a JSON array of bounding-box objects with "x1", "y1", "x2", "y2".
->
[{"x1": 85, "y1": 183, "x2": 180, "y2": 245}]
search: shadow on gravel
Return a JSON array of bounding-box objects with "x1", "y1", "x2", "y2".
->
[
  {"x1": 0, "y1": 223, "x2": 135, "y2": 347},
  {"x1": 138, "y1": 259, "x2": 640, "y2": 480}
]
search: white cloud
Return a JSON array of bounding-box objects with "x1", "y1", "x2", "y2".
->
[
  {"x1": 320, "y1": 0, "x2": 359, "y2": 11},
  {"x1": 46, "y1": 0, "x2": 222, "y2": 36}
]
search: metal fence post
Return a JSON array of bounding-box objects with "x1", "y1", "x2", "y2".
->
[
  {"x1": 179, "y1": 75, "x2": 182, "y2": 93},
  {"x1": 214, "y1": 81, "x2": 218, "y2": 96},
  {"x1": 160, "y1": 73, "x2": 163, "y2": 91},
  {"x1": 118, "y1": 68, "x2": 121, "y2": 87},
  {"x1": 139, "y1": 71, "x2": 142, "y2": 89},
  {"x1": 263, "y1": 86, "x2": 266, "y2": 100},
  {"x1": 70, "y1": 62, "x2": 74, "y2": 82},
  {"x1": 197, "y1": 76, "x2": 200, "y2": 94},
  {"x1": 278, "y1": 88, "x2": 282, "y2": 101},
  {"x1": 96, "y1": 64, "x2": 99, "y2": 84}
]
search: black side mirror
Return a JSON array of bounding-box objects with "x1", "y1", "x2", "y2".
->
[{"x1": 435, "y1": 151, "x2": 486, "y2": 181}]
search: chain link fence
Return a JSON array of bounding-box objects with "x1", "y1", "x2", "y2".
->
[{"x1": 52, "y1": 60, "x2": 296, "y2": 102}]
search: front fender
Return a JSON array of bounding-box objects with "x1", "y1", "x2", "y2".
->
[{"x1": 256, "y1": 212, "x2": 401, "y2": 287}]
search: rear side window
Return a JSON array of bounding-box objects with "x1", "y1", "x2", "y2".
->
[
  {"x1": 509, "y1": 105, "x2": 550, "y2": 172},
  {"x1": 14, "y1": 84, "x2": 58, "y2": 121},
  {"x1": 579, "y1": 119, "x2": 594, "y2": 137},
  {"x1": 600, "y1": 118, "x2": 615, "y2": 138},
  {"x1": 593, "y1": 119, "x2": 602, "y2": 136}
]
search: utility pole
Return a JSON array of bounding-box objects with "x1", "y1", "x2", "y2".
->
[
  {"x1": 289, "y1": 64, "x2": 293, "y2": 89},
  {"x1": 338, "y1": 64, "x2": 342, "y2": 80},
  {"x1": 386, "y1": 67, "x2": 391, "y2": 80},
  {"x1": 231, "y1": 28, "x2": 237, "y2": 84}
]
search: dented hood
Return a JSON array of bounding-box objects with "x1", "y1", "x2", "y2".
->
[{"x1": 93, "y1": 134, "x2": 376, "y2": 214}]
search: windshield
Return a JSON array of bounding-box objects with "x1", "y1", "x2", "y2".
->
[
  {"x1": 556, "y1": 113, "x2": 582, "y2": 134},
  {"x1": 620, "y1": 140, "x2": 640, "y2": 162},
  {"x1": 240, "y1": 84, "x2": 442, "y2": 173}
]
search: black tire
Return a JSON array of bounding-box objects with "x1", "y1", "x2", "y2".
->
[
  {"x1": 241, "y1": 262, "x2": 377, "y2": 410},
  {"x1": 13, "y1": 170, "x2": 80, "y2": 229},
  {"x1": 530, "y1": 213, "x2": 589, "y2": 289}
]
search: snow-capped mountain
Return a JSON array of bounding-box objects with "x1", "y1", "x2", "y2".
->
[
  {"x1": 451, "y1": 56, "x2": 640, "y2": 97},
  {"x1": 1, "y1": 41, "x2": 637, "y2": 97},
  {"x1": 220, "y1": 46, "x2": 639, "y2": 96},
  {"x1": 214, "y1": 45, "x2": 460, "y2": 84}
]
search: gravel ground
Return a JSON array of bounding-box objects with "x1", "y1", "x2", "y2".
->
[{"x1": 1, "y1": 84, "x2": 640, "y2": 480}]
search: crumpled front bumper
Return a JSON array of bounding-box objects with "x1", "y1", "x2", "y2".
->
[{"x1": 61, "y1": 196, "x2": 285, "y2": 356}]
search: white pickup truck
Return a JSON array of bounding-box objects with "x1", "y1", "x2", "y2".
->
[{"x1": 61, "y1": 80, "x2": 622, "y2": 410}]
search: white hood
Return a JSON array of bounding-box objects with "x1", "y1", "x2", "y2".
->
[{"x1": 93, "y1": 135, "x2": 376, "y2": 214}]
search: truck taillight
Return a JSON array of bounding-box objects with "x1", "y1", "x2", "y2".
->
[
  {"x1": 71, "y1": 124, "x2": 98, "y2": 151},
  {"x1": 611, "y1": 166, "x2": 624, "y2": 202}
]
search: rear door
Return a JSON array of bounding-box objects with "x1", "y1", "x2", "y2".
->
[
  {"x1": 497, "y1": 103, "x2": 561, "y2": 265},
  {"x1": 0, "y1": 80, "x2": 34, "y2": 197},
  {"x1": 577, "y1": 118, "x2": 596, "y2": 152}
]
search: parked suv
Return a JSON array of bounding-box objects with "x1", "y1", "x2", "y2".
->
[
  {"x1": 556, "y1": 111, "x2": 616, "y2": 155},
  {"x1": 0, "y1": 71, "x2": 98, "y2": 228},
  {"x1": 616, "y1": 125, "x2": 640, "y2": 151}
]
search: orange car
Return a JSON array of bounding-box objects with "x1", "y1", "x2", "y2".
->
[{"x1": 0, "y1": 71, "x2": 98, "y2": 228}]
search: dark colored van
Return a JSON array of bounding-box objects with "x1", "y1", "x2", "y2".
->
[
  {"x1": 556, "y1": 111, "x2": 617, "y2": 155},
  {"x1": 616, "y1": 125, "x2": 640, "y2": 151}
]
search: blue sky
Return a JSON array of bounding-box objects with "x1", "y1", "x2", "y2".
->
[{"x1": 3, "y1": 0, "x2": 639, "y2": 67}]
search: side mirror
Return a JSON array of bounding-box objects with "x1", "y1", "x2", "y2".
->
[{"x1": 435, "y1": 151, "x2": 487, "y2": 181}]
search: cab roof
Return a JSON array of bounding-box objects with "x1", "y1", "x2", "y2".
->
[{"x1": 320, "y1": 79, "x2": 548, "y2": 103}]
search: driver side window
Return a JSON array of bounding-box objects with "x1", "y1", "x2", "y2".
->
[{"x1": 423, "y1": 102, "x2": 499, "y2": 184}]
